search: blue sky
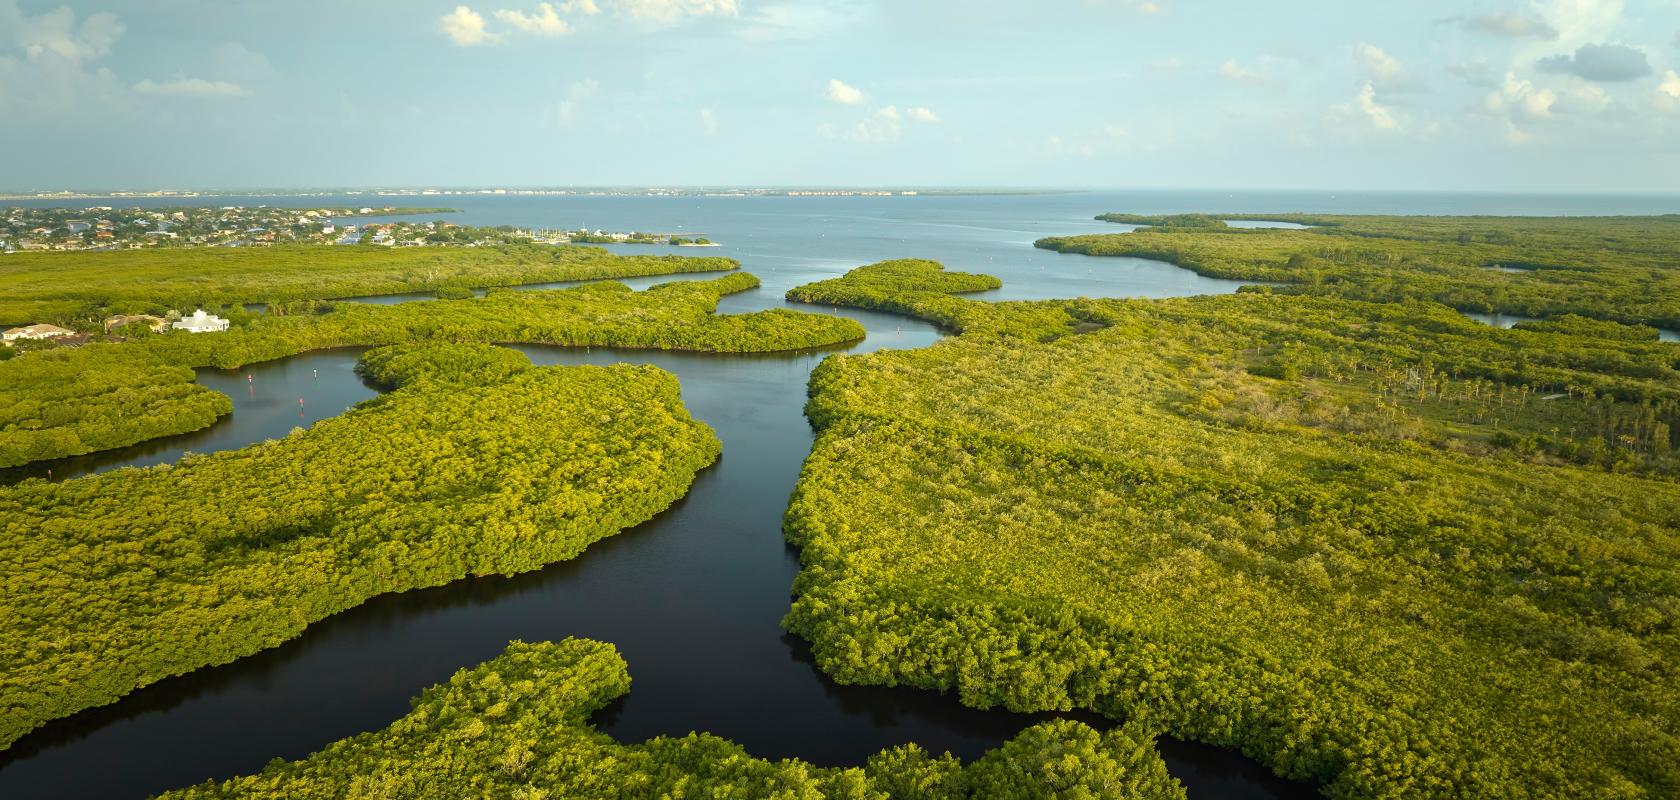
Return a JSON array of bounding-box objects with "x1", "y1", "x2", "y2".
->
[{"x1": 3, "y1": 0, "x2": 1679, "y2": 191}]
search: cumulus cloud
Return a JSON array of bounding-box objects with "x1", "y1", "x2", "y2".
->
[
  {"x1": 826, "y1": 78, "x2": 866, "y2": 105},
  {"x1": 1544, "y1": 0, "x2": 1624, "y2": 47},
  {"x1": 1485, "y1": 72, "x2": 1557, "y2": 121},
  {"x1": 824, "y1": 102, "x2": 937, "y2": 143},
  {"x1": 0, "y1": 0, "x2": 127, "y2": 115},
  {"x1": 2, "y1": 1, "x2": 124, "y2": 64},
  {"x1": 1482, "y1": 70, "x2": 1563, "y2": 143},
  {"x1": 1218, "y1": 58, "x2": 1262, "y2": 83},
  {"x1": 1355, "y1": 81, "x2": 1398, "y2": 130},
  {"x1": 133, "y1": 77, "x2": 250, "y2": 97},
  {"x1": 1660, "y1": 70, "x2": 1680, "y2": 98},
  {"x1": 495, "y1": 4, "x2": 573, "y2": 36},
  {"x1": 700, "y1": 107, "x2": 718, "y2": 136},
  {"x1": 1457, "y1": 12, "x2": 1558, "y2": 39},
  {"x1": 841, "y1": 108, "x2": 906, "y2": 142},
  {"x1": 1355, "y1": 44, "x2": 1402, "y2": 83},
  {"x1": 440, "y1": 6, "x2": 497, "y2": 46},
  {"x1": 1537, "y1": 43, "x2": 1651, "y2": 82}
]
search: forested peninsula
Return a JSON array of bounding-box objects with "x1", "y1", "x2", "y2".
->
[
  {"x1": 783, "y1": 259, "x2": 1680, "y2": 799},
  {"x1": 0, "y1": 273, "x2": 863, "y2": 468},
  {"x1": 1036, "y1": 213, "x2": 1680, "y2": 329},
  {"x1": 0, "y1": 243, "x2": 737, "y2": 326},
  {"x1": 0, "y1": 344, "x2": 721, "y2": 750},
  {"x1": 156, "y1": 638, "x2": 1189, "y2": 800}
]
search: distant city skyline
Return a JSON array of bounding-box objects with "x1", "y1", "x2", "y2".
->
[{"x1": 3, "y1": 0, "x2": 1679, "y2": 192}]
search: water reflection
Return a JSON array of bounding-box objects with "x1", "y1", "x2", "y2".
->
[{"x1": 1, "y1": 220, "x2": 1311, "y2": 799}]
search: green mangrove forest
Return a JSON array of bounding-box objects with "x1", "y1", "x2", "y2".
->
[
  {"x1": 1037, "y1": 213, "x2": 1680, "y2": 329},
  {"x1": 0, "y1": 273, "x2": 863, "y2": 467},
  {"x1": 0, "y1": 343, "x2": 721, "y2": 749},
  {"x1": 783, "y1": 258, "x2": 1680, "y2": 799},
  {"x1": 157, "y1": 639, "x2": 1188, "y2": 800},
  {"x1": 0, "y1": 243, "x2": 738, "y2": 326},
  {"x1": 6, "y1": 213, "x2": 1679, "y2": 799}
]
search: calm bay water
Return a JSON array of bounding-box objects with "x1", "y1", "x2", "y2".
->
[{"x1": 6, "y1": 191, "x2": 1677, "y2": 798}]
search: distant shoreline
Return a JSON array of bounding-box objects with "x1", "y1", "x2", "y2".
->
[{"x1": 0, "y1": 188, "x2": 1078, "y2": 201}]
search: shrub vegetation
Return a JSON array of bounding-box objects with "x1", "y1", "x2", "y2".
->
[
  {"x1": 1038, "y1": 214, "x2": 1680, "y2": 329},
  {"x1": 783, "y1": 259, "x2": 1680, "y2": 799},
  {"x1": 0, "y1": 345, "x2": 721, "y2": 749},
  {"x1": 157, "y1": 638, "x2": 1188, "y2": 800},
  {"x1": 0, "y1": 274, "x2": 862, "y2": 468}
]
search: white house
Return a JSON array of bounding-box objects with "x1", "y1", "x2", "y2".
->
[
  {"x1": 2, "y1": 323, "x2": 73, "y2": 342},
  {"x1": 171, "y1": 309, "x2": 230, "y2": 333}
]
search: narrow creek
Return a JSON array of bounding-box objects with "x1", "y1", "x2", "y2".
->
[{"x1": 1, "y1": 273, "x2": 1315, "y2": 798}]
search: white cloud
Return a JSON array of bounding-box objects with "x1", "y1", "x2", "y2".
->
[
  {"x1": 1355, "y1": 44, "x2": 1401, "y2": 83},
  {"x1": 1218, "y1": 58, "x2": 1262, "y2": 83},
  {"x1": 6, "y1": 4, "x2": 124, "y2": 64},
  {"x1": 1659, "y1": 70, "x2": 1680, "y2": 99},
  {"x1": 133, "y1": 77, "x2": 250, "y2": 97},
  {"x1": 1150, "y1": 57, "x2": 1182, "y2": 73},
  {"x1": 1485, "y1": 71, "x2": 1557, "y2": 121},
  {"x1": 0, "y1": 0, "x2": 127, "y2": 115},
  {"x1": 609, "y1": 0, "x2": 739, "y2": 23},
  {"x1": 826, "y1": 78, "x2": 866, "y2": 105},
  {"x1": 440, "y1": 6, "x2": 497, "y2": 46},
  {"x1": 1542, "y1": 0, "x2": 1624, "y2": 48},
  {"x1": 844, "y1": 115, "x2": 898, "y2": 142},
  {"x1": 495, "y1": 4, "x2": 573, "y2": 36},
  {"x1": 828, "y1": 102, "x2": 938, "y2": 142},
  {"x1": 1658, "y1": 70, "x2": 1680, "y2": 112},
  {"x1": 1355, "y1": 81, "x2": 1398, "y2": 130},
  {"x1": 1136, "y1": 2, "x2": 1160, "y2": 13},
  {"x1": 700, "y1": 107, "x2": 719, "y2": 136}
]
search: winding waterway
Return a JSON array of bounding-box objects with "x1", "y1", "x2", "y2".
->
[
  {"x1": 0, "y1": 196, "x2": 1408, "y2": 798},
  {"x1": 0, "y1": 303, "x2": 1316, "y2": 799}
]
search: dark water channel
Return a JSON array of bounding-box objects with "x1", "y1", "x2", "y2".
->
[{"x1": 1, "y1": 269, "x2": 1314, "y2": 798}]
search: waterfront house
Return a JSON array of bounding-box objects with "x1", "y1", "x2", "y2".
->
[
  {"x1": 171, "y1": 309, "x2": 230, "y2": 333},
  {"x1": 3, "y1": 323, "x2": 74, "y2": 342}
]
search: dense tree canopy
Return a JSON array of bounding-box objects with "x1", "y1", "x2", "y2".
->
[
  {"x1": 0, "y1": 243, "x2": 738, "y2": 326},
  {"x1": 0, "y1": 346, "x2": 232, "y2": 468},
  {"x1": 158, "y1": 638, "x2": 1188, "y2": 800},
  {"x1": 1038, "y1": 214, "x2": 1680, "y2": 329},
  {"x1": 0, "y1": 346, "x2": 721, "y2": 749},
  {"x1": 783, "y1": 259, "x2": 1680, "y2": 799},
  {"x1": 0, "y1": 273, "x2": 863, "y2": 468}
]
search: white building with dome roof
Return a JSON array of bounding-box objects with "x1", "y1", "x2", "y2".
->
[{"x1": 171, "y1": 309, "x2": 230, "y2": 333}]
